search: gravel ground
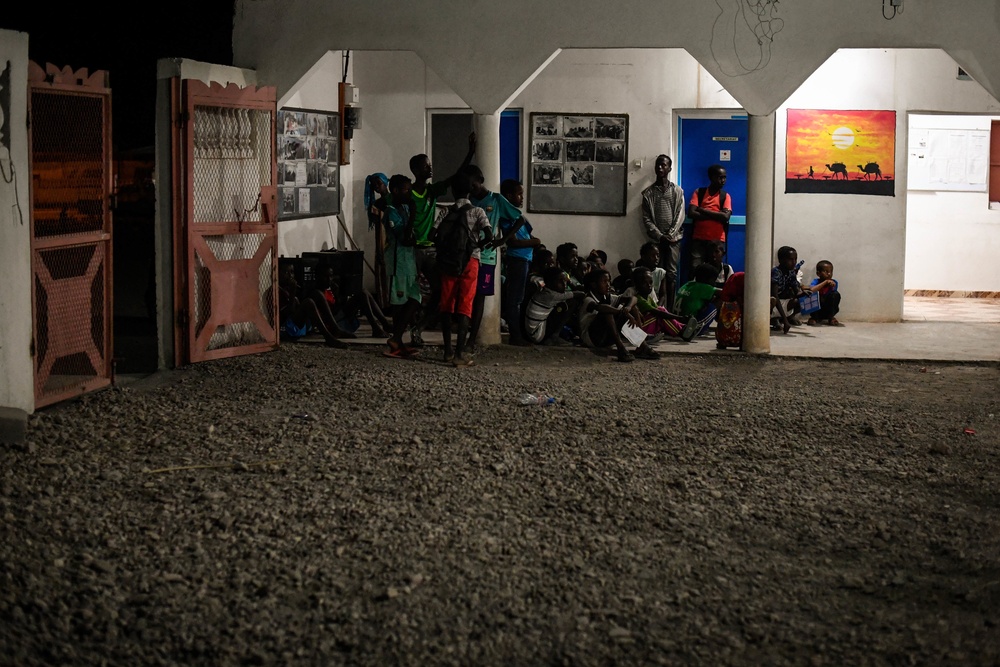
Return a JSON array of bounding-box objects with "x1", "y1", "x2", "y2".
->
[{"x1": 2, "y1": 343, "x2": 999, "y2": 666}]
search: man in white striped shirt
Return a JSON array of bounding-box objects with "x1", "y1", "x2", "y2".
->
[{"x1": 640, "y1": 155, "x2": 685, "y2": 311}]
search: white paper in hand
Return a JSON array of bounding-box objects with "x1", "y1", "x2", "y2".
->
[{"x1": 620, "y1": 322, "x2": 647, "y2": 347}]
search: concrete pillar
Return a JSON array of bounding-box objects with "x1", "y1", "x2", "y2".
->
[
  {"x1": 474, "y1": 112, "x2": 502, "y2": 346},
  {"x1": 743, "y1": 112, "x2": 776, "y2": 354}
]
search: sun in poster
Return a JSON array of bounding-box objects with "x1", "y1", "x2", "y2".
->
[{"x1": 785, "y1": 109, "x2": 896, "y2": 196}]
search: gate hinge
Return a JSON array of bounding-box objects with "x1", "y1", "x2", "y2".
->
[{"x1": 177, "y1": 309, "x2": 190, "y2": 327}]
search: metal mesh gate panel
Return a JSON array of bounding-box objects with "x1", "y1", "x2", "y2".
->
[
  {"x1": 174, "y1": 80, "x2": 278, "y2": 364},
  {"x1": 29, "y1": 63, "x2": 113, "y2": 408}
]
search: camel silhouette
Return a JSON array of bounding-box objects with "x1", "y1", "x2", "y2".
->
[
  {"x1": 825, "y1": 162, "x2": 848, "y2": 180},
  {"x1": 857, "y1": 162, "x2": 882, "y2": 180}
]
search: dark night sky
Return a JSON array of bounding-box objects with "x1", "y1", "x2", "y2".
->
[{"x1": 2, "y1": 3, "x2": 234, "y2": 151}]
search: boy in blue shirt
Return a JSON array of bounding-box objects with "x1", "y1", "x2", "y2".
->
[
  {"x1": 462, "y1": 165, "x2": 527, "y2": 346},
  {"x1": 497, "y1": 179, "x2": 540, "y2": 345},
  {"x1": 807, "y1": 259, "x2": 843, "y2": 326}
]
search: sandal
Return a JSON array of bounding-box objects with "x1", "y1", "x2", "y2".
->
[
  {"x1": 616, "y1": 351, "x2": 635, "y2": 363},
  {"x1": 383, "y1": 346, "x2": 407, "y2": 358},
  {"x1": 828, "y1": 318, "x2": 843, "y2": 326},
  {"x1": 806, "y1": 318, "x2": 818, "y2": 326},
  {"x1": 452, "y1": 357, "x2": 475, "y2": 367},
  {"x1": 634, "y1": 346, "x2": 660, "y2": 360}
]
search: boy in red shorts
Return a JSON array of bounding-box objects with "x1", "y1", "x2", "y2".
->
[{"x1": 433, "y1": 173, "x2": 493, "y2": 366}]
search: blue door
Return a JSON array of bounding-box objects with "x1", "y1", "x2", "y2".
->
[{"x1": 677, "y1": 115, "x2": 748, "y2": 279}]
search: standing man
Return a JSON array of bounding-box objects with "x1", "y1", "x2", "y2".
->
[
  {"x1": 407, "y1": 132, "x2": 477, "y2": 348},
  {"x1": 640, "y1": 154, "x2": 686, "y2": 311},
  {"x1": 687, "y1": 164, "x2": 732, "y2": 281}
]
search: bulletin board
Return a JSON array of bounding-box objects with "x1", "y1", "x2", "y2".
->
[
  {"x1": 276, "y1": 107, "x2": 341, "y2": 220},
  {"x1": 907, "y1": 127, "x2": 990, "y2": 192},
  {"x1": 527, "y1": 112, "x2": 629, "y2": 216}
]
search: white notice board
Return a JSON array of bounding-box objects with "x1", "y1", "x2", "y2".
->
[{"x1": 907, "y1": 128, "x2": 990, "y2": 192}]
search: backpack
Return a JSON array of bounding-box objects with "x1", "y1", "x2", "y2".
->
[{"x1": 434, "y1": 204, "x2": 475, "y2": 276}]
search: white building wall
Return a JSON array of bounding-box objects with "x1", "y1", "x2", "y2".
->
[
  {"x1": 0, "y1": 30, "x2": 34, "y2": 413},
  {"x1": 775, "y1": 49, "x2": 906, "y2": 321},
  {"x1": 275, "y1": 47, "x2": 1000, "y2": 320}
]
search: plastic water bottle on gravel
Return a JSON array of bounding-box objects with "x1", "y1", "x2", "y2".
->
[{"x1": 518, "y1": 393, "x2": 557, "y2": 406}]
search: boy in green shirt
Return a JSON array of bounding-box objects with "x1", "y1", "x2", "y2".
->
[
  {"x1": 675, "y1": 262, "x2": 723, "y2": 338},
  {"x1": 406, "y1": 132, "x2": 477, "y2": 347}
]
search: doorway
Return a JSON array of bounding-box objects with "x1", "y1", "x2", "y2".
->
[{"x1": 676, "y1": 111, "x2": 748, "y2": 279}]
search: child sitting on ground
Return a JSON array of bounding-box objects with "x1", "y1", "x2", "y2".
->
[
  {"x1": 636, "y1": 241, "x2": 669, "y2": 304},
  {"x1": 675, "y1": 262, "x2": 723, "y2": 337},
  {"x1": 523, "y1": 266, "x2": 583, "y2": 346},
  {"x1": 770, "y1": 245, "x2": 807, "y2": 331},
  {"x1": 611, "y1": 258, "x2": 634, "y2": 294},
  {"x1": 624, "y1": 266, "x2": 699, "y2": 342},
  {"x1": 807, "y1": 259, "x2": 843, "y2": 326},
  {"x1": 707, "y1": 242, "x2": 734, "y2": 290},
  {"x1": 578, "y1": 268, "x2": 660, "y2": 362},
  {"x1": 275, "y1": 263, "x2": 347, "y2": 348}
]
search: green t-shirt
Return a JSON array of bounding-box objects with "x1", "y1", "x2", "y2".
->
[
  {"x1": 470, "y1": 191, "x2": 522, "y2": 266},
  {"x1": 410, "y1": 180, "x2": 450, "y2": 245},
  {"x1": 676, "y1": 281, "x2": 718, "y2": 317}
]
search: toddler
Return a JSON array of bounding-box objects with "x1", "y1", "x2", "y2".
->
[{"x1": 807, "y1": 260, "x2": 843, "y2": 326}]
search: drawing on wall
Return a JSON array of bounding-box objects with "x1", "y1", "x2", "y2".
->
[
  {"x1": 527, "y1": 112, "x2": 628, "y2": 215},
  {"x1": 785, "y1": 109, "x2": 896, "y2": 196},
  {"x1": 276, "y1": 107, "x2": 341, "y2": 220}
]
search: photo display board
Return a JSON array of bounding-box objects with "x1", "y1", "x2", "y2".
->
[
  {"x1": 528, "y1": 113, "x2": 629, "y2": 216},
  {"x1": 277, "y1": 107, "x2": 341, "y2": 220}
]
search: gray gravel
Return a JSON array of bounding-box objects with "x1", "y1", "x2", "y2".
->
[{"x1": 2, "y1": 343, "x2": 999, "y2": 666}]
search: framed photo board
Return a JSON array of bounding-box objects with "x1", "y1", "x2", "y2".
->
[
  {"x1": 528, "y1": 112, "x2": 628, "y2": 216},
  {"x1": 276, "y1": 107, "x2": 341, "y2": 220}
]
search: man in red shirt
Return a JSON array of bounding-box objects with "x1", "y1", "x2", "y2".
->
[{"x1": 686, "y1": 164, "x2": 732, "y2": 280}]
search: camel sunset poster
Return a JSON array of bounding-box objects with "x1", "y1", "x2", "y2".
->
[{"x1": 785, "y1": 109, "x2": 896, "y2": 196}]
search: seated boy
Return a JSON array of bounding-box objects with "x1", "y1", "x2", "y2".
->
[
  {"x1": 675, "y1": 262, "x2": 723, "y2": 337},
  {"x1": 636, "y1": 241, "x2": 669, "y2": 304},
  {"x1": 770, "y1": 245, "x2": 807, "y2": 331},
  {"x1": 807, "y1": 259, "x2": 843, "y2": 326},
  {"x1": 578, "y1": 268, "x2": 659, "y2": 362},
  {"x1": 523, "y1": 266, "x2": 583, "y2": 346},
  {"x1": 624, "y1": 266, "x2": 699, "y2": 342},
  {"x1": 611, "y1": 258, "x2": 634, "y2": 294}
]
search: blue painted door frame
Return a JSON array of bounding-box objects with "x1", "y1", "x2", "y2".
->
[{"x1": 677, "y1": 114, "x2": 749, "y2": 281}]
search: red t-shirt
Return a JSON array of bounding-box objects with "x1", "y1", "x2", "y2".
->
[{"x1": 690, "y1": 189, "x2": 732, "y2": 242}]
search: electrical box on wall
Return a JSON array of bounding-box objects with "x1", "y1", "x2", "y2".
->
[{"x1": 338, "y1": 82, "x2": 361, "y2": 165}]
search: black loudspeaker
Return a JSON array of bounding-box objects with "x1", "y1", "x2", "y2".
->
[{"x1": 302, "y1": 250, "x2": 364, "y2": 299}]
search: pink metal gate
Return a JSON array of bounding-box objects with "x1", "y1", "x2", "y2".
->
[
  {"x1": 171, "y1": 79, "x2": 278, "y2": 365},
  {"x1": 28, "y1": 62, "x2": 113, "y2": 408}
]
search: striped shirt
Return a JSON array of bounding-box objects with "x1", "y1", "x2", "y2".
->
[{"x1": 641, "y1": 181, "x2": 686, "y2": 243}]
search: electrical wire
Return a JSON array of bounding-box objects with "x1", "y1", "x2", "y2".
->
[
  {"x1": 882, "y1": 0, "x2": 897, "y2": 20},
  {"x1": 0, "y1": 158, "x2": 25, "y2": 225},
  {"x1": 342, "y1": 50, "x2": 350, "y2": 84}
]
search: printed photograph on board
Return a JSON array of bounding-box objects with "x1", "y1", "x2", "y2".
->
[
  {"x1": 568, "y1": 164, "x2": 595, "y2": 187},
  {"x1": 595, "y1": 117, "x2": 625, "y2": 139},
  {"x1": 595, "y1": 141, "x2": 625, "y2": 163},
  {"x1": 533, "y1": 115, "x2": 560, "y2": 137},
  {"x1": 563, "y1": 116, "x2": 594, "y2": 138},
  {"x1": 565, "y1": 140, "x2": 596, "y2": 162},
  {"x1": 281, "y1": 188, "x2": 296, "y2": 214},
  {"x1": 532, "y1": 140, "x2": 563, "y2": 162},
  {"x1": 532, "y1": 164, "x2": 563, "y2": 187}
]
